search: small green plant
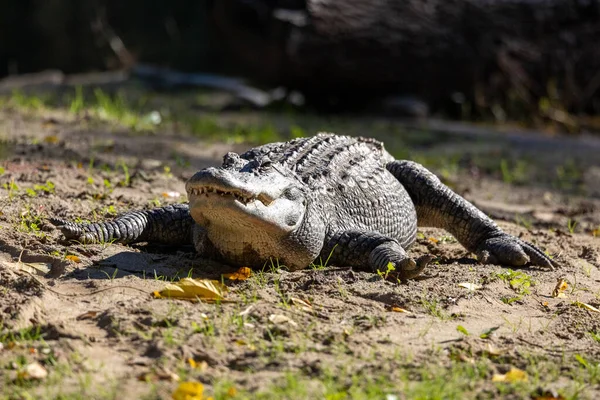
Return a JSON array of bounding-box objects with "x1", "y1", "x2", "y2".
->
[
  {"x1": 500, "y1": 295, "x2": 524, "y2": 305},
  {"x1": 0, "y1": 325, "x2": 44, "y2": 344},
  {"x1": 103, "y1": 178, "x2": 113, "y2": 192},
  {"x1": 25, "y1": 180, "x2": 55, "y2": 197},
  {"x1": 456, "y1": 325, "x2": 470, "y2": 336},
  {"x1": 376, "y1": 262, "x2": 396, "y2": 280},
  {"x1": 479, "y1": 326, "x2": 500, "y2": 339},
  {"x1": 19, "y1": 206, "x2": 45, "y2": 237},
  {"x1": 588, "y1": 330, "x2": 600, "y2": 344},
  {"x1": 567, "y1": 219, "x2": 578, "y2": 234},
  {"x1": 438, "y1": 235, "x2": 457, "y2": 244},
  {"x1": 191, "y1": 320, "x2": 215, "y2": 337},
  {"x1": 310, "y1": 245, "x2": 337, "y2": 270},
  {"x1": 419, "y1": 295, "x2": 452, "y2": 321},
  {"x1": 69, "y1": 85, "x2": 85, "y2": 113},
  {"x1": 100, "y1": 268, "x2": 119, "y2": 281},
  {"x1": 515, "y1": 215, "x2": 533, "y2": 230},
  {"x1": 3, "y1": 178, "x2": 19, "y2": 199},
  {"x1": 118, "y1": 161, "x2": 130, "y2": 187},
  {"x1": 500, "y1": 159, "x2": 529, "y2": 185},
  {"x1": 290, "y1": 125, "x2": 306, "y2": 138},
  {"x1": 10, "y1": 89, "x2": 47, "y2": 110},
  {"x1": 554, "y1": 159, "x2": 583, "y2": 191},
  {"x1": 102, "y1": 205, "x2": 118, "y2": 216},
  {"x1": 494, "y1": 269, "x2": 533, "y2": 296}
]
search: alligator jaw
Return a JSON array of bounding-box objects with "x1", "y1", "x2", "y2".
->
[{"x1": 187, "y1": 185, "x2": 273, "y2": 206}]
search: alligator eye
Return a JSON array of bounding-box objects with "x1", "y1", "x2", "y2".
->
[{"x1": 260, "y1": 160, "x2": 273, "y2": 172}]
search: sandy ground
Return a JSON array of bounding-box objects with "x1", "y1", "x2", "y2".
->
[{"x1": 0, "y1": 102, "x2": 599, "y2": 399}]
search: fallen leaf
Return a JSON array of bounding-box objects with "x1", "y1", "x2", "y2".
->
[
  {"x1": 458, "y1": 282, "x2": 482, "y2": 291},
  {"x1": 492, "y1": 367, "x2": 528, "y2": 382},
  {"x1": 187, "y1": 358, "x2": 208, "y2": 370},
  {"x1": 290, "y1": 297, "x2": 313, "y2": 311},
  {"x1": 391, "y1": 306, "x2": 411, "y2": 313},
  {"x1": 268, "y1": 314, "x2": 298, "y2": 327},
  {"x1": 172, "y1": 381, "x2": 204, "y2": 400},
  {"x1": 4, "y1": 261, "x2": 51, "y2": 276},
  {"x1": 456, "y1": 325, "x2": 469, "y2": 336},
  {"x1": 76, "y1": 311, "x2": 98, "y2": 321},
  {"x1": 223, "y1": 266, "x2": 251, "y2": 281},
  {"x1": 552, "y1": 278, "x2": 568, "y2": 298},
  {"x1": 479, "y1": 326, "x2": 500, "y2": 339},
  {"x1": 541, "y1": 301, "x2": 549, "y2": 308},
  {"x1": 238, "y1": 305, "x2": 254, "y2": 317},
  {"x1": 154, "y1": 278, "x2": 227, "y2": 301},
  {"x1": 17, "y1": 362, "x2": 48, "y2": 381},
  {"x1": 162, "y1": 191, "x2": 181, "y2": 199},
  {"x1": 572, "y1": 301, "x2": 600, "y2": 313},
  {"x1": 428, "y1": 237, "x2": 439, "y2": 244},
  {"x1": 484, "y1": 343, "x2": 506, "y2": 356},
  {"x1": 66, "y1": 255, "x2": 81, "y2": 263},
  {"x1": 43, "y1": 135, "x2": 59, "y2": 144},
  {"x1": 531, "y1": 389, "x2": 565, "y2": 400},
  {"x1": 138, "y1": 368, "x2": 180, "y2": 382}
]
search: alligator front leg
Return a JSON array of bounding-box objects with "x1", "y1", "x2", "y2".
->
[
  {"x1": 387, "y1": 161, "x2": 555, "y2": 269},
  {"x1": 51, "y1": 204, "x2": 195, "y2": 245},
  {"x1": 323, "y1": 231, "x2": 430, "y2": 279}
]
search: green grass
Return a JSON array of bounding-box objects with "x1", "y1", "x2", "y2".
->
[{"x1": 202, "y1": 350, "x2": 598, "y2": 400}]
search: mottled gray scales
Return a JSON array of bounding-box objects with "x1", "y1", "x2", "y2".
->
[{"x1": 52, "y1": 133, "x2": 556, "y2": 279}]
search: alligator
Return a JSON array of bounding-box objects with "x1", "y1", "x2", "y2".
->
[{"x1": 51, "y1": 133, "x2": 555, "y2": 279}]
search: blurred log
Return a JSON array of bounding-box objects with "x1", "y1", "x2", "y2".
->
[{"x1": 211, "y1": 0, "x2": 600, "y2": 119}]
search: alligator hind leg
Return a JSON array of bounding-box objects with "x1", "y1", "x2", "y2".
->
[
  {"x1": 386, "y1": 160, "x2": 556, "y2": 269},
  {"x1": 50, "y1": 204, "x2": 195, "y2": 246},
  {"x1": 323, "y1": 230, "x2": 431, "y2": 279}
]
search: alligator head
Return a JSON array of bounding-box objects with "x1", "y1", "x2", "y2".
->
[{"x1": 185, "y1": 152, "x2": 318, "y2": 269}]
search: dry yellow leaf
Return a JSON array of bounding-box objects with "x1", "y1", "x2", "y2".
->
[
  {"x1": 76, "y1": 311, "x2": 98, "y2": 320},
  {"x1": 572, "y1": 301, "x2": 600, "y2": 313},
  {"x1": 485, "y1": 343, "x2": 506, "y2": 356},
  {"x1": 268, "y1": 314, "x2": 298, "y2": 327},
  {"x1": 187, "y1": 358, "x2": 208, "y2": 370},
  {"x1": 290, "y1": 297, "x2": 313, "y2": 311},
  {"x1": 66, "y1": 255, "x2": 81, "y2": 263},
  {"x1": 172, "y1": 382, "x2": 204, "y2": 400},
  {"x1": 4, "y1": 261, "x2": 51, "y2": 276},
  {"x1": 532, "y1": 390, "x2": 565, "y2": 400},
  {"x1": 223, "y1": 267, "x2": 252, "y2": 281},
  {"x1": 17, "y1": 362, "x2": 48, "y2": 381},
  {"x1": 391, "y1": 306, "x2": 411, "y2": 313},
  {"x1": 154, "y1": 278, "x2": 227, "y2": 301},
  {"x1": 43, "y1": 135, "x2": 59, "y2": 144},
  {"x1": 428, "y1": 237, "x2": 439, "y2": 244},
  {"x1": 492, "y1": 367, "x2": 528, "y2": 382},
  {"x1": 552, "y1": 278, "x2": 568, "y2": 298},
  {"x1": 162, "y1": 191, "x2": 181, "y2": 199},
  {"x1": 458, "y1": 282, "x2": 482, "y2": 291}
]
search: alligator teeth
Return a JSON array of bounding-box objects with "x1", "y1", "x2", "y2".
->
[{"x1": 190, "y1": 186, "x2": 268, "y2": 206}]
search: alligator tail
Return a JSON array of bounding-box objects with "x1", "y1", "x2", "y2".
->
[{"x1": 50, "y1": 204, "x2": 194, "y2": 245}]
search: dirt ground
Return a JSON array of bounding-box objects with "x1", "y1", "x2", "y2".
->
[{"x1": 1, "y1": 94, "x2": 599, "y2": 399}]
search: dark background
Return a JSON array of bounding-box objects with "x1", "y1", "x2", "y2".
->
[{"x1": 1, "y1": 0, "x2": 600, "y2": 124}]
